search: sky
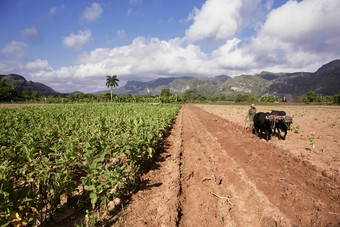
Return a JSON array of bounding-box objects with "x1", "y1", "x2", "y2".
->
[{"x1": 1, "y1": 0, "x2": 340, "y2": 93}]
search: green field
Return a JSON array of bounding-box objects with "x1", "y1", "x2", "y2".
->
[{"x1": 0, "y1": 103, "x2": 181, "y2": 225}]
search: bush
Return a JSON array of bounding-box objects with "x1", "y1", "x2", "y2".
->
[
  {"x1": 259, "y1": 95, "x2": 280, "y2": 102},
  {"x1": 0, "y1": 81, "x2": 19, "y2": 102},
  {"x1": 235, "y1": 94, "x2": 255, "y2": 103}
]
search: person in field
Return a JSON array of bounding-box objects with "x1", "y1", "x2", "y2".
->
[{"x1": 245, "y1": 103, "x2": 256, "y2": 129}]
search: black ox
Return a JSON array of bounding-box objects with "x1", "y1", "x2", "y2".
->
[
  {"x1": 253, "y1": 112, "x2": 275, "y2": 141},
  {"x1": 270, "y1": 110, "x2": 293, "y2": 140}
]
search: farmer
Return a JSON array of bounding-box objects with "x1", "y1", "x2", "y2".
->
[{"x1": 245, "y1": 103, "x2": 256, "y2": 129}]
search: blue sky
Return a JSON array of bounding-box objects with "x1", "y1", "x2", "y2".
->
[{"x1": 1, "y1": 0, "x2": 339, "y2": 93}]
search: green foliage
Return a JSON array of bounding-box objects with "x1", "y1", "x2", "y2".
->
[
  {"x1": 299, "y1": 91, "x2": 340, "y2": 105},
  {"x1": 291, "y1": 125, "x2": 302, "y2": 134},
  {"x1": 182, "y1": 89, "x2": 197, "y2": 103},
  {"x1": 235, "y1": 94, "x2": 255, "y2": 103},
  {"x1": 0, "y1": 103, "x2": 181, "y2": 224},
  {"x1": 259, "y1": 95, "x2": 280, "y2": 102},
  {"x1": 160, "y1": 88, "x2": 172, "y2": 97},
  {"x1": 0, "y1": 81, "x2": 19, "y2": 102}
]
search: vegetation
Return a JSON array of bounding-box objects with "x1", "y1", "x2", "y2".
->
[
  {"x1": 1, "y1": 73, "x2": 339, "y2": 105},
  {"x1": 299, "y1": 91, "x2": 340, "y2": 105},
  {"x1": 0, "y1": 103, "x2": 181, "y2": 225},
  {"x1": 0, "y1": 81, "x2": 19, "y2": 102}
]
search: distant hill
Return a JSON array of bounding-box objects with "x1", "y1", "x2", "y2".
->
[
  {"x1": 0, "y1": 74, "x2": 60, "y2": 96},
  {"x1": 263, "y1": 59, "x2": 340, "y2": 96},
  {"x1": 93, "y1": 76, "x2": 194, "y2": 96},
  {"x1": 96, "y1": 59, "x2": 340, "y2": 98}
]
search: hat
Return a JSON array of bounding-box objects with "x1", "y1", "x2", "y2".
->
[{"x1": 250, "y1": 103, "x2": 255, "y2": 108}]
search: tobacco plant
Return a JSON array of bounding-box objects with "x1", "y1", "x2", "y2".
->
[{"x1": 0, "y1": 103, "x2": 180, "y2": 225}]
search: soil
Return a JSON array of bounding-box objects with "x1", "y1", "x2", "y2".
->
[{"x1": 122, "y1": 104, "x2": 340, "y2": 226}]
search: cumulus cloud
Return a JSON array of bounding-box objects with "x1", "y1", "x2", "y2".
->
[
  {"x1": 259, "y1": 0, "x2": 340, "y2": 53},
  {"x1": 185, "y1": 0, "x2": 243, "y2": 42},
  {"x1": 25, "y1": 59, "x2": 52, "y2": 72},
  {"x1": 202, "y1": 0, "x2": 340, "y2": 73},
  {"x1": 1, "y1": 41, "x2": 29, "y2": 59},
  {"x1": 22, "y1": 27, "x2": 40, "y2": 42},
  {"x1": 62, "y1": 30, "x2": 92, "y2": 51},
  {"x1": 75, "y1": 36, "x2": 213, "y2": 77},
  {"x1": 35, "y1": 36, "x2": 219, "y2": 92},
  {"x1": 211, "y1": 38, "x2": 256, "y2": 70},
  {"x1": 82, "y1": 2, "x2": 103, "y2": 21}
]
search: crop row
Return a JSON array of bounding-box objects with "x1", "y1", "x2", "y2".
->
[{"x1": 0, "y1": 103, "x2": 181, "y2": 226}]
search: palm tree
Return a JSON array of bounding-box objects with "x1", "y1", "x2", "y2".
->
[{"x1": 105, "y1": 75, "x2": 119, "y2": 102}]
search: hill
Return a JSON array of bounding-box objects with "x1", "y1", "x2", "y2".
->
[
  {"x1": 98, "y1": 59, "x2": 340, "y2": 97},
  {"x1": 93, "y1": 76, "x2": 194, "y2": 96},
  {"x1": 0, "y1": 74, "x2": 60, "y2": 96}
]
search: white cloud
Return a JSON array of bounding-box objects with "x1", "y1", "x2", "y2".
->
[
  {"x1": 62, "y1": 30, "x2": 92, "y2": 51},
  {"x1": 35, "y1": 36, "x2": 219, "y2": 92},
  {"x1": 127, "y1": 8, "x2": 132, "y2": 15},
  {"x1": 49, "y1": 4, "x2": 65, "y2": 16},
  {"x1": 82, "y1": 2, "x2": 103, "y2": 21},
  {"x1": 25, "y1": 59, "x2": 52, "y2": 72},
  {"x1": 22, "y1": 27, "x2": 40, "y2": 42},
  {"x1": 185, "y1": 0, "x2": 243, "y2": 42},
  {"x1": 204, "y1": 0, "x2": 340, "y2": 73},
  {"x1": 0, "y1": 61, "x2": 23, "y2": 74},
  {"x1": 211, "y1": 38, "x2": 256, "y2": 70},
  {"x1": 259, "y1": 0, "x2": 340, "y2": 53},
  {"x1": 1, "y1": 41, "x2": 29, "y2": 59}
]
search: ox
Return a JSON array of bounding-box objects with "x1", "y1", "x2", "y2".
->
[
  {"x1": 253, "y1": 112, "x2": 275, "y2": 141},
  {"x1": 270, "y1": 110, "x2": 293, "y2": 140}
]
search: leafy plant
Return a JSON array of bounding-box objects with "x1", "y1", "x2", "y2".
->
[
  {"x1": 0, "y1": 103, "x2": 181, "y2": 224},
  {"x1": 309, "y1": 139, "x2": 316, "y2": 149},
  {"x1": 291, "y1": 125, "x2": 302, "y2": 134}
]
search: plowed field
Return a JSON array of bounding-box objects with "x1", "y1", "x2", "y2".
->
[{"x1": 122, "y1": 104, "x2": 340, "y2": 226}]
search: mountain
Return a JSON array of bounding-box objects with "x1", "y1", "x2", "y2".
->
[
  {"x1": 94, "y1": 76, "x2": 194, "y2": 96},
  {"x1": 0, "y1": 74, "x2": 60, "y2": 96},
  {"x1": 170, "y1": 75, "x2": 231, "y2": 96},
  {"x1": 98, "y1": 60, "x2": 340, "y2": 98},
  {"x1": 264, "y1": 60, "x2": 340, "y2": 96}
]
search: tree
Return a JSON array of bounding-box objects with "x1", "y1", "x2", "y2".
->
[
  {"x1": 105, "y1": 75, "x2": 119, "y2": 102},
  {"x1": 183, "y1": 89, "x2": 197, "y2": 103},
  {"x1": 160, "y1": 88, "x2": 171, "y2": 97},
  {"x1": 235, "y1": 94, "x2": 255, "y2": 103},
  {"x1": 0, "y1": 81, "x2": 19, "y2": 102}
]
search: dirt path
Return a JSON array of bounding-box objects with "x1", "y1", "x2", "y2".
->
[{"x1": 123, "y1": 105, "x2": 340, "y2": 226}]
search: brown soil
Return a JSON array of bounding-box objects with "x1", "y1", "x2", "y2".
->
[
  {"x1": 122, "y1": 104, "x2": 340, "y2": 226},
  {"x1": 0, "y1": 103, "x2": 49, "y2": 108}
]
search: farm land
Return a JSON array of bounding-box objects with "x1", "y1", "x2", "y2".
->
[
  {"x1": 1, "y1": 103, "x2": 339, "y2": 226},
  {"x1": 123, "y1": 104, "x2": 340, "y2": 226},
  {"x1": 197, "y1": 104, "x2": 340, "y2": 173}
]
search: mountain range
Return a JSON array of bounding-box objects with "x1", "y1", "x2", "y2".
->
[
  {"x1": 1, "y1": 59, "x2": 339, "y2": 98},
  {"x1": 96, "y1": 59, "x2": 340, "y2": 97}
]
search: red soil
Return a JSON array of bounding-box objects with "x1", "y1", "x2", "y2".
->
[{"x1": 121, "y1": 104, "x2": 340, "y2": 226}]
